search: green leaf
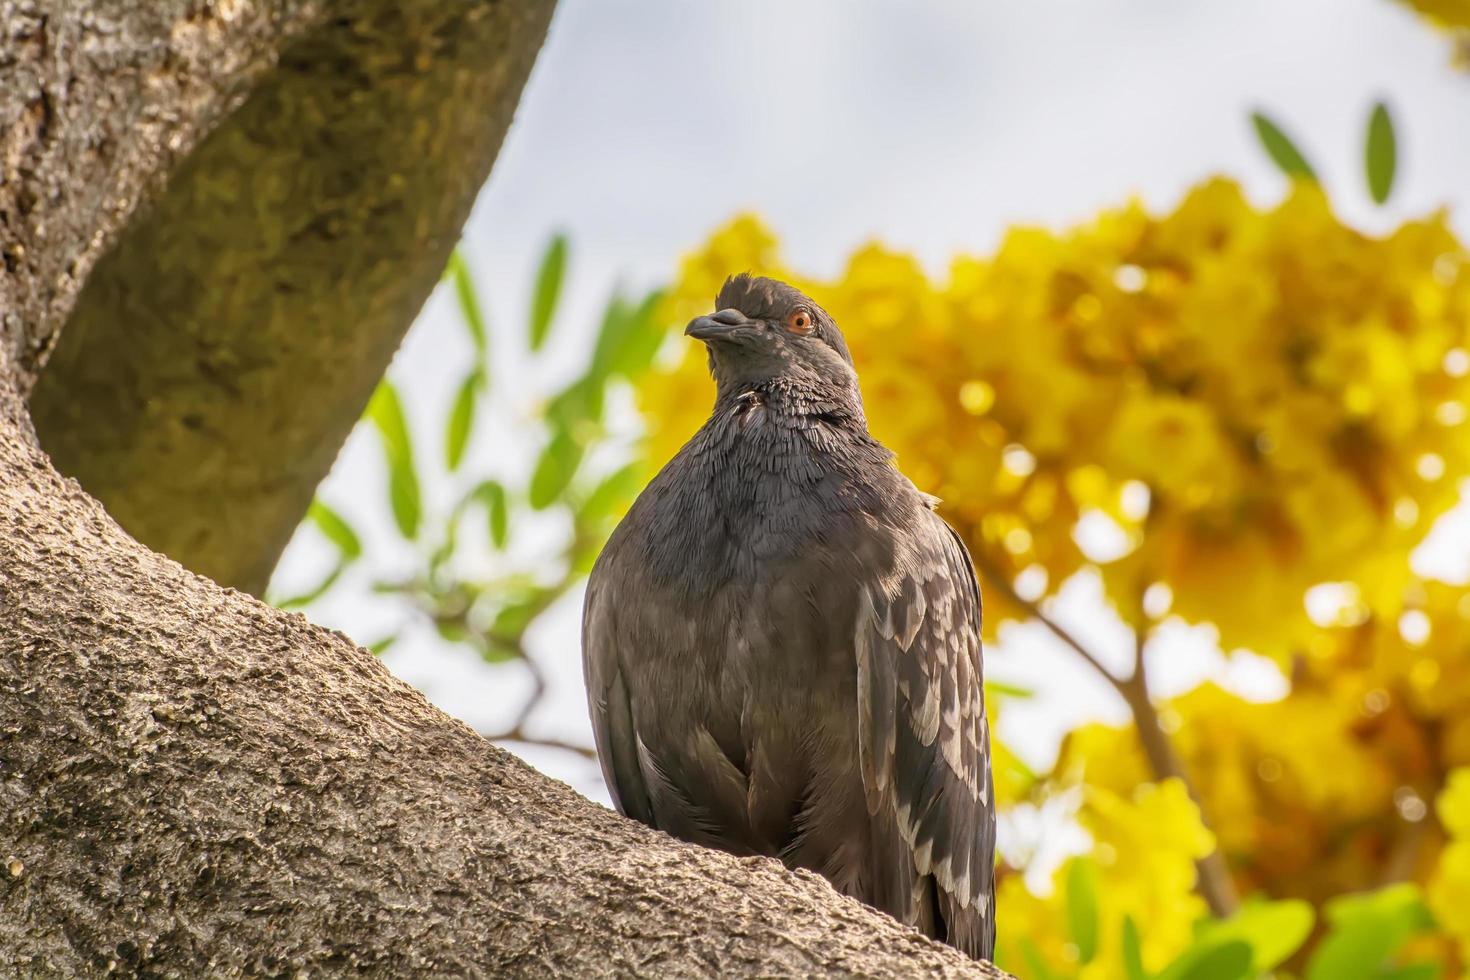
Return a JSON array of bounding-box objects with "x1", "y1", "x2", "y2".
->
[
  {"x1": 445, "y1": 370, "x2": 480, "y2": 472},
  {"x1": 1380, "y1": 964, "x2": 1441, "y2": 980},
  {"x1": 367, "y1": 634, "x2": 399, "y2": 656},
  {"x1": 1066, "y1": 857, "x2": 1101, "y2": 965},
  {"x1": 1366, "y1": 101, "x2": 1397, "y2": 205},
  {"x1": 434, "y1": 617, "x2": 469, "y2": 644},
  {"x1": 386, "y1": 466, "x2": 422, "y2": 541},
  {"x1": 1327, "y1": 882, "x2": 1434, "y2": 927},
  {"x1": 546, "y1": 375, "x2": 606, "y2": 434},
  {"x1": 529, "y1": 430, "x2": 584, "y2": 510},
  {"x1": 613, "y1": 289, "x2": 669, "y2": 378},
  {"x1": 447, "y1": 249, "x2": 489, "y2": 354},
  {"x1": 491, "y1": 597, "x2": 542, "y2": 642},
  {"x1": 308, "y1": 500, "x2": 361, "y2": 560},
  {"x1": 367, "y1": 381, "x2": 412, "y2": 460},
  {"x1": 474, "y1": 480, "x2": 510, "y2": 549},
  {"x1": 1015, "y1": 938, "x2": 1065, "y2": 980},
  {"x1": 589, "y1": 293, "x2": 633, "y2": 377},
  {"x1": 428, "y1": 511, "x2": 459, "y2": 573},
  {"x1": 571, "y1": 541, "x2": 602, "y2": 577},
  {"x1": 1195, "y1": 898, "x2": 1314, "y2": 973},
  {"x1": 529, "y1": 234, "x2": 568, "y2": 351},
  {"x1": 491, "y1": 605, "x2": 537, "y2": 640},
  {"x1": 580, "y1": 461, "x2": 644, "y2": 524},
  {"x1": 570, "y1": 463, "x2": 644, "y2": 575},
  {"x1": 1122, "y1": 916, "x2": 1148, "y2": 980},
  {"x1": 985, "y1": 679, "x2": 1036, "y2": 700},
  {"x1": 1306, "y1": 884, "x2": 1434, "y2": 980},
  {"x1": 1251, "y1": 111, "x2": 1317, "y2": 181},
  {"x1": 274, "y1": 562, "x2": 345, "y2": 610},
  {"x1": 1158, "y1": 940, "x2": 1253, "y2": 980},
  {"x1": 995, "y1": 742, "x2": 1039, "y2": 794},
  {"x1": 478, "y1": 642, "x2": 522, "y2": 665},
  {"x1": 590, "y1": 288, "x2": 669, "y2": 382},
  {"x1": 367, "y1": 382, "x2": 421, "y2": 539}
]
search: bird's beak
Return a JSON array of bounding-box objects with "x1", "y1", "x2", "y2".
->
[{"x1": 685, "y1": 308, "x2": 753, "y2": 342}]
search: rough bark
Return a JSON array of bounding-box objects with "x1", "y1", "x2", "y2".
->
[{"x1": 0, "y1": 2, "x2": 1010, "y2": 977}]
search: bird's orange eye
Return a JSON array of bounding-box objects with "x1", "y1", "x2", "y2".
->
[{"x1": 786, "y1": 309, "x2": 814, "y2": 335}]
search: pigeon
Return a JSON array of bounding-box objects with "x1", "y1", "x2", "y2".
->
[{"x1": 583, "y1": 273, "x2": 995, "y2": 960}]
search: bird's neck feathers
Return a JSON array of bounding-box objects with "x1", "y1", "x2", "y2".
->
[
  {"x1": 690, "y1": 377, "x2": 895, "y2": 481},
  {"x1": 714, "y1": 378, "x2": 867, "y2": 432}
]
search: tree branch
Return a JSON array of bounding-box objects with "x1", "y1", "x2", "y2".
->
[
  {"x1": 975, "y1": 554, "x2": 1238, "y2": 917},
  {"x1": 972, "y1": 553, "x2": 1127, "y2": 694},
  {"x1": 511, "y1": 650, "x2": 552, "y2": 733},
  {"x1": 28, "y1": 0, "x2": 554, "y2": 595},
  {"x1": 1121, "y1": 628, "x2": 1238, "y2": 917},
  {"x1": 486, "y1": 728, "x2": 599, "y2": 762},
  {"x1": 0, "y1": 0, "x2": 319, "y2": 384}
]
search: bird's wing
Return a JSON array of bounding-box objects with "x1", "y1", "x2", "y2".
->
[
  {"x1": 855, "y1": 515, "x2": 996, "y2": 960},
  {"x1": 582, "y1": 570, "x2": 655, "y2": 825}
]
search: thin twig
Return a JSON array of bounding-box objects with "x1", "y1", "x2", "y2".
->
[
  {"x1": 485, "y1": 727, "x2": 598, "y2": 760},
  {"x1": 1379, "y1": 812, "x2": 1430, "y2": 886},
  {"x1": 973, "y1": 553, "x2": 1125, "y2": 694},
  {"x1": 976, "y1": 550, "x2": 1239, "y2": 915},
  {"x1": 1123, "y1": 619, "x2": 1238, "y2": 916},
  {"x1": 511, "y1": 652, "x2": 549, "y2": 732}
]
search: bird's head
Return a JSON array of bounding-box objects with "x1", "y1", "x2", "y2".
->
[{"x1": 685, "y1": 274, "x2": 860, "y2": 410}]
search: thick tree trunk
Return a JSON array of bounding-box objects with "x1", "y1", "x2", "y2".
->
[
  {"x1": 0, "y1": 2, "x2": 1008, "y2": 976},
  {"x1": 25, "y1": 0, "x2": 551, "y2": 594}
]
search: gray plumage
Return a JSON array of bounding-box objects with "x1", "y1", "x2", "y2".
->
[{"x1": 583, "y1": 274, "x2": 996, "y2": 960}]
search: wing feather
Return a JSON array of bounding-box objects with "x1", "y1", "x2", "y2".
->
[
  {"x1": 855, "y1": 514, "x2": 997, "y2": 961},
  {"x1": 855, "y1": 587, "x2": 898, "y2": 815},
  {"x1": 582, "y1": 576, "x2": 654, "y2": 825}
]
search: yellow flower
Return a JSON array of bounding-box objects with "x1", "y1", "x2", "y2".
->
[
  {"x1": 1048, "y1": 730, "x2": 1219, "y2": 968},
  {"x1": 639, "y1": 181, "x2": 1470, "y2": 660},
  {"x1": 1439, "y1": 769, "x2": 1470, "y2": 839},
  {"x1": 1107, "y1": 393, "x2": 1240, "y2": 506},
  {"x1": 1430, "y1": 769, "x2": 1470, "y2": 961},
  {"x1": 1429, "y1": 843, "x2": 1470, "y2": 962},
  {"x1": 997, "y1": 780, "x2": 1213, "y2": 978}
]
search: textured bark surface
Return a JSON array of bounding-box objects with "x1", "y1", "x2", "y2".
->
[
  {"x1": 0, "y1": 1, "x2": 1011, "y2": 976},
  {"x1": 28, "y1": 1, "x2": 552, "y2": 594}
]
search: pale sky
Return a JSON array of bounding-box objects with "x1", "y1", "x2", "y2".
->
[{"x1": 271, "y1": 0, "x2": 1470, "y2": 809}]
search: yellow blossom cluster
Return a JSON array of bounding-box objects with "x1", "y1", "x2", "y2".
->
[
  {"x1": 1054, "y1": 593, "x2": 1470, "y2": 971},
  {"x1": 642, "y1": 182, "x2": 1470, "y2": 660},
  {"x1": 1061, "y1": 683, "x2": 1411, "y2": 904},
  {"x1": 1431, "y1": 769, "x2": 1470, "y2": 961},
  {"x1": 995, "y1": 779, "x2": 1214, "y2": 977}
]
